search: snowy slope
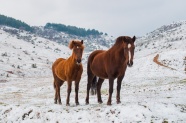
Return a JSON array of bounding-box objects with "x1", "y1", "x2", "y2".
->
[
  {"x1": 0, "y1": 29, "x2": 72, "y2": 78},
  {"x1": 136, "y1": 20, "x2": 186, "y2": 74},
  {"x1": 0, "y1": 21, "x2": 186, "y2": 123}
]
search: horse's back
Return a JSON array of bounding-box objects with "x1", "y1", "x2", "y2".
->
[
  {"x1": 52, "y1": 58, "x2": 66, "y2": 78},
  {"x1": 88, "y1": 50, "x2": 105, "y2": 64},
  {"x1": 52, "y1": 58, "x2": 66, "y2": 69},
  {"x1": 88, "y1": 50, "x2": 108, "y2": 78}
]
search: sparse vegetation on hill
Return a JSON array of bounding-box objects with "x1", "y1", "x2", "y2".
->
[
  {"x1": 0, "y1": 14, "x2": 107, "y2": 40},
  {"x1": 0, "y1": 14, "x2": 33, "y2": 32},
  {"x1": 44, "y1": 23, "x2": 103, "y2": 37}
]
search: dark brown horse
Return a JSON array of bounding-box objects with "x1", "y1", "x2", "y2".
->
[
  {"x1": 52, "y1": 40, "x2": 84, "y2": 106},
  {"x1": 86, "y1": 36, "x2": 136, "y2": 105}
]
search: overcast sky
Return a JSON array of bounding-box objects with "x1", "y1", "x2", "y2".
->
[{"x1": 0, "y1": 0, "x2": 186, "y2": 37}]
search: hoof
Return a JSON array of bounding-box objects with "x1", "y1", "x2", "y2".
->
[
  {"x1": 85, "y1": 99, "x2": 89, "y2": 105},
  {"x1": 98, "y1": 100, "x2": 103, "y2": 104},
  {"x1": 54, "y1": 99, "x2": 57, "y2": 104},
  {"x1": 66, "y1": 103, "x2": 70, "y2": 106},
  {"x1": 58, "y1": 99, "x2": 62, "y2": 105},
  {"x1": 117, "y1": 101, "x2": 121, "y2": 104},
  {"x1": 76, "y1": 102, "x2": 79, "y2": 105}
]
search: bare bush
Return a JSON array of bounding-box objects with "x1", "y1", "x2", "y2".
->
[
  {"x1": 32, "y1": 64, "x2": 37, "y2": 68},
  {"x1": 2, "y1": 52, "x2": 7, "y2": 56}
]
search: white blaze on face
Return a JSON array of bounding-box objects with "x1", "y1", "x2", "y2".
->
[
  {"x1": 128, "y1": 44, "x2": 131, "y2": 48},
  {"x1": 128, "y1": 44, "x2": 131, "y2": 62},
  {"x1": 77, "y1": 46, "x2": 79, "y2": 49}
]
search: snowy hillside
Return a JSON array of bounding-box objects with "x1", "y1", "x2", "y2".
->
[
  {"x1": 136, "y1": 20, "x2": 186, "y2": 74},
  {"x1": 0, "y1": 21, "x2": 186, "y2": 123},
  {"x1": 0, "y1": 26, "x2": 113, "y2": 77},
  {"x1": 0, "y1": 28, "x2": 71, "y2": 78}
]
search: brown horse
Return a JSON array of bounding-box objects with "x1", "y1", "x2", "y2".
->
[
  {"x1": 86, "y1": 36, "x2": 136, "y2": 105},
  {"x1": 52, "y1": 40, "x2": 84, "y2": 106}
]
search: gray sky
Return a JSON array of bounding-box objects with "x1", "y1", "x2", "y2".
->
[{"x1": 0, "y1": 0, "x2": 186, "y2": 37}]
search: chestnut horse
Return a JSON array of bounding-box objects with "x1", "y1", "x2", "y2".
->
[
  {"x1": 86, "y1": 36, "x2": 136, "y2": 105},
  {"x1": 52, "y1": 40, "x2": 84, "y2": 106}
]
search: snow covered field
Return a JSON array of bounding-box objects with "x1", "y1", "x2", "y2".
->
[
  {"x1": 0, "y1": 22, "x2": 186, "y2": 122},
  {"x1": 0, "y1": 69, "x2": 185, "y2": 123}
]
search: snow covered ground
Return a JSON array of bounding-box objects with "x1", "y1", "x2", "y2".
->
[{"x1": 0, "y1": 22, "x2": 186, "y2": 122}]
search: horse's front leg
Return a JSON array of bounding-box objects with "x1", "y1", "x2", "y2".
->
[
  {"x1": 66, "y1": 81, "x2": 72, "y2": 106},
  {"x1": 116, "y1": 75, "x2": 124, "y2": 104},
  {"x1": 85, "y1": 75, "x2": 94, "y2": 104},
  {"x1": 75, "y1": 80, "x2": 80, "y2": 105},
  {"x1": 107, "y1": 77, "x2": 114, "y2": 105}
]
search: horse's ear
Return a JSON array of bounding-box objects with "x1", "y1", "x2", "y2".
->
[
  {"x1": 81, "y1": 40, "x2": 83, "y2": 44},
  {"x1": 132, "y1": 36, "x2": 136, "y2": 42},
  {"x1": 69, "y1": 40, "x2": 74, "y2": 50}
]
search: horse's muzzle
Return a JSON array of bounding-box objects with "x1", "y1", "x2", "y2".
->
[
  {"x1": 76, "y1": 59, "x2": 82, "y2": 64},
  {"x1": 127, "y1": 61, "x2": 133, "y2": 67}
]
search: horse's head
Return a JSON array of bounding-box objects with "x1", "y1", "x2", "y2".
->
[
  {"x1": 122, "y1": 36, "x2": 136, "y2": 67},
  {"x1": 69, "y1": 40, "x2": 84, "y2": 65}
]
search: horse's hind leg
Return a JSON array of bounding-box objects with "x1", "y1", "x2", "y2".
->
[
  {"x1": 97, "y1": 78, "x2": 104, "y2": 104},
  {"x1": 55, "y1": 84, "x2": 61, "y2": 104},
  {"x1": 85, "y1": 74, "x2": 94, "y2": 104},
  {"x1": 54, "y1": 78, "x2": 64, "y2": 105},
  {"x1": 54, "y1": 81, "x2": 57, "y2": 104},
  {"x1": 57, "y1": 81, "x2": 64, "y2": 104}
]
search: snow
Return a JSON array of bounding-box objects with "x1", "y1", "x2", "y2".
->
[{"x1": 0, "y1": 21, "x2": 186, "y2": 122}]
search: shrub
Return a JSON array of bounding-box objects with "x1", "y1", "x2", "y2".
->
[{"x1": 32, "y1": 64, "x2": 37, "y2": 68}]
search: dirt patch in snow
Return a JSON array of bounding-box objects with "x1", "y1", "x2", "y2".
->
[{"x1": 153, "y1": 54, "x2": 176, "y2": 70}]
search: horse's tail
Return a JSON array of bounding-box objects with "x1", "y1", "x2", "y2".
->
[
  {"x1": 87, "y1": 53, "x2": 97, "y2": 95},
  {"x1": 53, "y1": 81, "x2": 56, "y2": 89},
  {"x1": 91, "y1": 76, "x2": 97, "y2": 95},
  {"x1": 92, "y1": 76, "x2": 97, "y2": 86}
]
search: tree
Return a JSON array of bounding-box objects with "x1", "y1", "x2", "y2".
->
[
  {"x1": 44, "y1": 23, "x2": 102, "y2": 37},
  {"x1": 0, "y1": 14, "x2": 33, "y2": 32}
]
